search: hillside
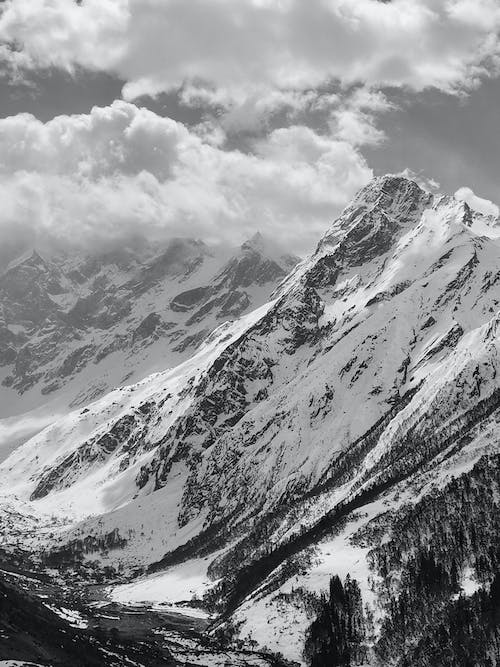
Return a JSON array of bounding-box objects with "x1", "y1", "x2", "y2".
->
[
  {"x1": 0, "y1": 234, "x2": 297, "y2": 459},
  {"x1": 1, "y1": 175, "x2": 499, "y2": 665}
]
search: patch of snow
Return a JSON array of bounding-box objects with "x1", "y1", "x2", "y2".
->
[
  {"x1": 109, "y1": 555, "x2": 218, "y2": 616},
  {"x1": 460, "y1": 566, "x2": 481, "y2": 597},
  {"x1": 44, "y1": 604, "x2": 89, "y2": 628}
]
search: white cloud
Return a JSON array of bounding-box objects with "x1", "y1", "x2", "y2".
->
[
  {"x1": 216, "y1": 90, "x2": 324, "y2": 135},
  {"x1": 329, "y1": 89, "x2": 393, "y2": 146},
  {"x1": 399, "y1": 168, "x2": 441, "y2": 192},
  {"x1": 0, "y1": 0, "x2": 499, "y2": 103},
  {"x1": 446, "y1": 0, "x2": 500, "y2": 31},
  {"x1": 0, "y1": 101, "x2": 372, "y2": 261},
  {"x1": 455, "y1": 186, "x2": 499, "y2": 217},
  {"x1": 0, "y1": 1, "x2": 498, "y2": 262}
]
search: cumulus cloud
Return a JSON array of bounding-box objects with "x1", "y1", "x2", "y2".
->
[
  {"x1": 0, "y1": 101, "x2": 372, "y2": 263},
  {"x1": 455, "y1": 186, "x2": 499, "y2": 217},
  {"x1": 1, "y1": 1, "x2": 498, "y2": 264},
  {"x1": 329, "y1": 89, "x2": 392, "y2": 147},
  {"x1": 0, "y1": 0, "x2": 499, "y2": 103}
]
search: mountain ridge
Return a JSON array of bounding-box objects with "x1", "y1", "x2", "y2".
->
[
  {"x1": 1, "y1": 174, "x2": 499, "y2": 665},
  {"x1": 0, "y1": 232, "x2": 299, "y2": 461}
]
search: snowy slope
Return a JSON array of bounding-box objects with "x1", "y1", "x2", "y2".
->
[
  {"x1": 0, "y1": 234, "x2": 297, "y2": 461},
  {"x1": 1, "y1": 175, "x2": 500, "y2": 665}
]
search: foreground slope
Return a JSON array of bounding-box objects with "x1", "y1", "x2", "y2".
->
[{"x1": 1, "y1": 175, "x2": 500, "y2": 665}]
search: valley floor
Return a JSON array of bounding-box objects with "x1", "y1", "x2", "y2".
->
[{"x1": 0, "y1": 557, "x2": 295, "y2": 667}]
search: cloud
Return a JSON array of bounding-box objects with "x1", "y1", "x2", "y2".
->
[
  {"x1": 0, "y1": 101, "x2": 372, "y2": 262},
  {"x1": 455, "y1": 186, "x2": 499, "y2": 217},
  {"x1": 1, "y1": 2, "x2": 498, "y2": 263},
  {"x1": 329, "y1": 89, "x2": 392, "y2": 146},
  {"x1": 398, "y1": 168, "x2": 440, "y2": 192},
  {"x1": 446, "y1": 0, "x2": 500, "y2": 31},
  {"x1": 0, "y1": 412, "x2": 62, "y2": 463},
  {"x1": 0, "y1": 0, "x2": 499, "y2": 103}
]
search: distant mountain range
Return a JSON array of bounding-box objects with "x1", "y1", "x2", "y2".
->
[
  {"x1": 0, "y1": 233, "x2": 298, "y2": 459},
  {"x1": 1, "y1": 175, "x2": 499, "y2": 666}
]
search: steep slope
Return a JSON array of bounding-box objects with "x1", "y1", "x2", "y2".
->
[
  {"x1": 0, "y1": 234, "x2": 297, "y2": 458},
  {"x1": 1, "y1": 175, "x2": 499, "y2": 665}
]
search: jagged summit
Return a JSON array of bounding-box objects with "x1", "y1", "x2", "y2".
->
[
  {"x1": 241, "y1": 231, "x2": 266, "y2": 253},
  {"x1": 305, "y1": 175, "x2": 500, "y2": 293},
  {"x1": 240, "y1": 230, "x2": 299, "y2": 266},
  {"x1": 318, "y1": 175, "x2": 431, "y2": 247},
  {"x1": 2, "y1": 248, "x2": 49, "y2": 275},
  {"x1": 346, "y1": 173, "x2": 499, "y2": 231},
  {"x1": 355, "y1": 172, "x2": 429, "y2": 201}
]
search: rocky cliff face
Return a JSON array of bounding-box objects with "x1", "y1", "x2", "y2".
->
[{"x1": 1, "y1": 175, "x2": 499, "y2": 666}]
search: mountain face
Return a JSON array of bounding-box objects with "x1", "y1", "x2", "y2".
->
[
  {"x1": 1, "y1": 175, "x2": 500, "y2": 666},
  {"x1": 0, "y1": 234, "x2": 297, "y2": 421}
]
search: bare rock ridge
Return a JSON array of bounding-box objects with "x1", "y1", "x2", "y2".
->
[{"x1": 1, "y1": 174, "x2": 500, "y2": 665}]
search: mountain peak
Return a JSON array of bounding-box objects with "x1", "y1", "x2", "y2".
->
[
  {"x1": 240, "y1": 231, "x2": 266, "y2": 254},
  {"x1": 352, "y1": 173, "x2": 432, "y2": 211},
  {"x1": 2, "y1": 248, "x2": 48, "y2": 276},
  {"x1": 315, "y1": 174, "x2": 433, "y2": 264},
  {"x1": 240, "y1": 231, "x2": 299, "y2": 268}
]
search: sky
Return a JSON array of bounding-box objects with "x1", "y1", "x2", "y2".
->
[{"x1": 0, "y1": 0, "x2": 499, "y2": 262}]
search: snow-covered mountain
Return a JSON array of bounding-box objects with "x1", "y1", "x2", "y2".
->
[
  {"x1": 1, "y1": 175, "x2": 500, "y2": 666},
  {"x1": 0, "y1": 233, "x2": 297, "y2": 459}
]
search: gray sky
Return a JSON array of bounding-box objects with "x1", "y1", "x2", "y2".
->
[
  {"x1": 366, "y1": 80, "x2": 500, "y2": 205},
  {"x1": 0, "y1": 0, "x2": 499, "y2": 261}
]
